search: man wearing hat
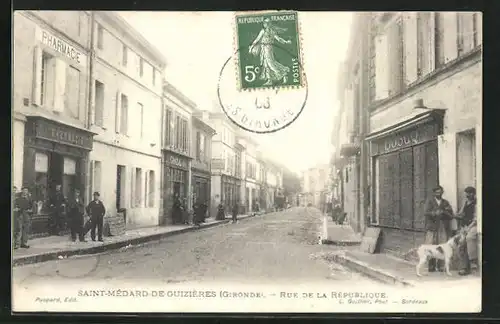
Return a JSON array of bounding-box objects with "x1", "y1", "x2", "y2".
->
[
  {"x1": 456, "y1": 186, "x2": 478, "y2": 276},
  {"x1": 423, "y1": 185, "x2": 454, "y2": 272},
  {"x1": 14, "y1": 187, "x2": 34, "y2": 249},
  {"x1": 84, "y1": 192, "x2": 106, "y2": 242}
]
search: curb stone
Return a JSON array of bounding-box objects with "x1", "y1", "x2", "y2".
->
[
  {"x1": 13, "y1": 212, "x2": 266, "y2": 267},
  {"x1": 320, "y1": 239, "x2": 361, "y2": 247},
  {"x1": 328, "y1": 252, "x2": 415, "y2": 287}
]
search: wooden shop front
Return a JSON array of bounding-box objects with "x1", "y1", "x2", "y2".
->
[
  {"x1": 22, "y1": 116, "x2": 95, "y2": 237},
  {"x1": 367, "y1": 113, "x2": 443, "y2": 257}
]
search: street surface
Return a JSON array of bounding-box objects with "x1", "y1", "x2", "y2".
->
[{"x1": 13, "y1": 207, "x2": 376, "y2": 286}]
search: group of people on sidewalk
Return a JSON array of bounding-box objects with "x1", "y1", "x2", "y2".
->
[
  {"x1": 12, "y1": 185, "x2": 107, "y2": 250},
  {"x1": 171, "y1": 194, "x2": 210, "y2": 226},
  {"x1": 424, "y1": 185, "x2": 478, "y2": 276}
]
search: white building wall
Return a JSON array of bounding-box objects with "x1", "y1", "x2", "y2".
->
[{"x1": 88, "y1": 13, "x2": 164, "y2": 229}]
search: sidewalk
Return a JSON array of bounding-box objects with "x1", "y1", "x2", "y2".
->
[
  {"x1": 13, "y1": 213, "x2": 260, "y2": 267},
  {"x1": 328, "y1": 250, "x2": 481, "y2": 287},
  {"x1": 320, "y1": 215, "x2": 362, "y2": 246}
]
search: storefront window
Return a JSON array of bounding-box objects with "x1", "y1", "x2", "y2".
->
[{"x1": 34, "y1": 152, "x2": 50, "y2": 214}]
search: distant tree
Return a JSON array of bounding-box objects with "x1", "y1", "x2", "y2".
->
[{"x1": 282, "y1": 168, "x2": 301, "y2": 197}]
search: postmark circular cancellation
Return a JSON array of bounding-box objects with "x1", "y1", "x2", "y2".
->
[{"x1": 217, "y1": 10, "x2": 308, "y2": 134}]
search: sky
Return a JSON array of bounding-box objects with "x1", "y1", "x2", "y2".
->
[{"x1": 119, "y1": 11, "x2": 353, "y2": 173}]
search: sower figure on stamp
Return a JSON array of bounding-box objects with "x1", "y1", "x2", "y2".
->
[
  {"x1": 14, "y1": 187, "x2": 34, "y2": 249},
  {"x1": 49, "y1": 184, "x2": 66, "y2": 236},
  {"x1": 67, "y1": 189, "x2": 87, "y2": 242},
  {"x1": 249, "y1": 18, "x2": 292, "y2": 86},
  {"x1": 84, "y1": 192, "x2": 106, "y2": 242},
  {"x1": 423, "y1": 185, "x2": 454, "y2": 272},
  {"x1": 456, "y1": 186, "x2": 479, "y2": 276}
]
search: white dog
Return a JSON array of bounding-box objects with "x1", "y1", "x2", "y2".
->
[{"x1": 405, "y1": 230, "x2": 466, "y2": 277}]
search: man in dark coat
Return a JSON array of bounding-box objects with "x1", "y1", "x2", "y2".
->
[
  {"x1": 84, "y1": 192, "x2": 106, "y2": 242},
  {"x1": 201, "y1": 200, "x2": 208, "y2": 223},
  {"x1": 423, "y1": 185, "x2": 454, "y2": 272},
  {"x1": 232, "y1": 201, "x2": 239, "y2": 224},
  {"x1": 67, "y1": 189, "x2": 86, "y2": 242},
  {"x1": 49, "y1": 184, "x2": 66, "y2": 235},
  {"x1": 456, "y1": 186, "x2": 478, "y2": 276},
  {"x1": 14, "y1": 187, "x2": 33, "y2": 249}
]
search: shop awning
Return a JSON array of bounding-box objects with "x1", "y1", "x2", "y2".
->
[{"x1": 339, "y1": 143, "x2": 361, "y2": 157}]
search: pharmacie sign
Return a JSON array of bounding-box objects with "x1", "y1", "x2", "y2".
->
[{"x1": 37, "y1": 28, "x2": 87, "y2": 66}]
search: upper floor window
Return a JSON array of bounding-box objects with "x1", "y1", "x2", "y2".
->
[
  {"x1": 196, "y1": 131, "x2": 206, "y2": 162},
  {"x1": 94, "y1": 80, "x2": 105, "y2": 127},
  {"x1": 122, "y1": 44, "x2": 128, "y2": 66},
  {"x1": 138, "y1": 102, "x2": 144, "y2": 139},
  {"x1": 33, "y1": 48, "x2": 81, "y2": 117},
  {"x1": 174, "y1": 115, "x2": 189, "y2": 154},
  {"x1": 97, "y1": 24, "x2": 104, "y2": 50},
  {"x1": 374, "y1": 16, "x2": 404, "y2": 101},
  {"x1": 165, "y1": 107, "x2": 173, "y2": 147},
  {"x1": 139, "y1": 58, "x2": 144, "y2": 77}
]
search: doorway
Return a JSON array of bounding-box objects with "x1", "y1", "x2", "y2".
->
[
  {"x1": 173, "y1": 182, "x2": 181, "y2": 199},
  {"x1": 48, "y1": 152, "x2": 64, "y2": 193},
  {"x1": 116, "y1": 165, "x2": 126, "y2": 210}
]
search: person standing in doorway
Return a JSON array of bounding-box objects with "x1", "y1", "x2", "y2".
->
[
  {"x1": 232, "y1": 200, "x2": 239, "y2": 224},
  {"x1": 172, "y1": 193, "x2": 182, "y2": 224},
  {"x1": 14, "y1": 187, "x2": 34, "y2": 249},
  {"x1": 201, "y1": 200, "x2": 208, "y2": 223},
  {"x1": 456, "y1": 186, "x2": 478, "y2": 276},
  {"x1": 216, "y1": 201, "x2": 225, "y2": 221},
  {"x1": 49, "y1": 184, "x2": 66, "y2": 236},
  {"x1": 67, "y1": 189, "x2": 86, "y2": 242},
  {"x1": 84, "y1": 192, "x2": 106, "y2": 242},
  {"x1": 423, "y1": 185, "x2": 454, "y2": 272}
]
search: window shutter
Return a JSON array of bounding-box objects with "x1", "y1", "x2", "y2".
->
[
  {"x1": 403, "y1": 12, "x2": 418, "y2": 85},
  {"x1": 144, "y1": 171, "x2": 149, "y2": 207},
  {"x1": 443, "y1": 12, "x2": 458, "y2": 63},
  {"x1": 90, "y1": 82, "x2": 96, "y2": 126},
  {"x1": 427, "y1": 12, "x2": 436, "y2": 72},
  {"x1": 374, "y1": 32, "x2": 390, "y2": 100},
  {"x1": 388, "y1": 20, "x2": 403, "y2": 95},
  {"x1": 115, "y1": 91, "x2": 121, "y2": 133},
  {"x1": 53, "y1": 59, "x2": 67, "y2": 112},
  {"x1": 101, "y1": 86, "x2": 110, "y2": 129},
  {"x1": 32, "y1": 46, "x2": 43, "y2": 106},
  {"x1": 475, "y1": 13, "x2": 482, "y2": 46},
  {"x1": 130, "y1": 167, "x2": 136, "y2": 208},
  {"x1": 460, "y1": 12, "x2": 475, "y2": 53}
]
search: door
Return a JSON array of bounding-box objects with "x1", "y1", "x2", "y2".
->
[
  {"x1": 49, "y1": 152, "x2": 64, "y2": 193},
  {"x1": 116, "y1": 165, "x2": 126, "y2": 210}
]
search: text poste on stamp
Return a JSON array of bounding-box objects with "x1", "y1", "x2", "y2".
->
[{"x1": 236, "y1": 11, "x2": 303, "y2": 91}]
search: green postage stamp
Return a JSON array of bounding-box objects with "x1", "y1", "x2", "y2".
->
[{"x1": 235, "y1": 11, "x2": 303, "y2": 91}]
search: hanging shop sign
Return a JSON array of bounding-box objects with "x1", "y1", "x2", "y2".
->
[{"x1": 370, "y1": 122, "x2": 439, "y2": 156}]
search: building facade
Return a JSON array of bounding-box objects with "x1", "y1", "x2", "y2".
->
[
  {"x1": 13, "y1": 11, "x2": 95, "y2": 236},
  {"x1": 338, "y1": 12, "x2": 482, "y2": 257},
  {"x1": 330, "y1": 13, "x2": 371, "y2": 234},
  {"x1": 300, "y1": 165, "x2": 329, "y2": 209},
  {"x1": 208, "y1": 112, "x2": 242, "y2": 214},
  {"x1": 160, "y1": 81, "x2": 195, "y2": 225},
  {"x1": 239, "y1": 135, "x2": 261, "y2": 213},
  {"x1": 87, "y1": 12, "x2": 166, "y2": 229},
  {"x1": 191, "y1": 110, "x2": 216, "y2": 209}
]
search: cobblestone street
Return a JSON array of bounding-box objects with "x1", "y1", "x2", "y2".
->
[{"x1": 13, "y1": 208, "x2": 376, "y2": 287}]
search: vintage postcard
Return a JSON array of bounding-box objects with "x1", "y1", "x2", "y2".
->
[{"x1": 11, "y1": 10, "x2": 482, "y2": 314}]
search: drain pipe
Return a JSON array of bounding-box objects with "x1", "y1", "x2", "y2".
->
[
  {"x1": 87, "y1": 11, "x2": 96, "y2": 129},
  {"x1": 85, "y1": 11, "x2": 96, "y2": 203}
]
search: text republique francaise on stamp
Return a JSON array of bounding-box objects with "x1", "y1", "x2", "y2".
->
[{"x1": 217, "y1": 10, "x2": 307, "y2": 134}]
